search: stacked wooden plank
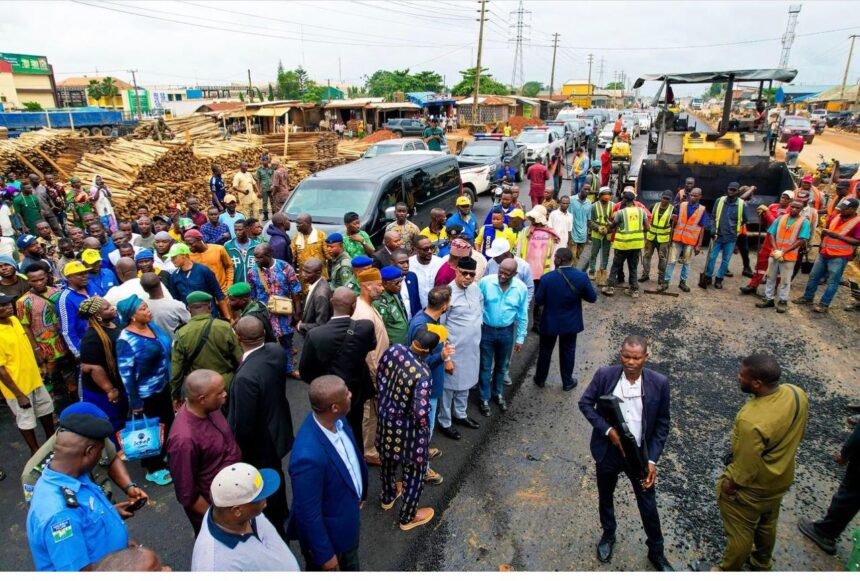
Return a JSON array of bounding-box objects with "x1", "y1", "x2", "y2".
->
[
  {"x1": 0, "y1": 129, "x2": 73, "y2": 176},
  {"x1": 337, "y1": 141, "x2": 370, "y2": 160},
  {"x1": 163, "y1": 114, "x2": 223, "y2": 141}
]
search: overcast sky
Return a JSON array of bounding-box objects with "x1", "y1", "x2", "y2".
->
[{"x1": 3, "y1": 0, "x2": 859, "y2": 97}]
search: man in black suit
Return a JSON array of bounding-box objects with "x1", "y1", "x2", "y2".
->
[
  {"x1": 577, "y1": 335, "x2": 673, "y2": 571},
  {"x1": 372, "y1": 230, "x2": 402, "y2": 269},
  {"x1": 228, "y1": 316, "x2": 294, "y2": 539},
  {"x1": 297, "y1": 258, "x2": 332, "y2": 336},
  {"x1": 299, "y1": 287, "x2": 376, "y2": 449},
  {"x1": 534, "y1": 248, "x2": 596, "y2": 391}
]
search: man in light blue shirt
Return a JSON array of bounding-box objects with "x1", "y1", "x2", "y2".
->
[
  {"x1": 477, "y1": 258, "x2": 528, "y2": 417},
  {"x1": 484, "y1": 237, "x2": 534, "y2": 303},
  {"x1": 570, "y1": 186, "x2": 593, "y2": 265}
]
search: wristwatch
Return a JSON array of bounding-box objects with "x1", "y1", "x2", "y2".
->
[{"x1": 122, "y1": 482, "x2": 139, "y2": 493}]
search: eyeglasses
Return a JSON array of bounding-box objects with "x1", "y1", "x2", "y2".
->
[
  {"x1": 417, "y1": 246, "x2": 433, "y2": 252},
  {"x1": 458, "y1": 270, "x2": 477, "y2": 278}
]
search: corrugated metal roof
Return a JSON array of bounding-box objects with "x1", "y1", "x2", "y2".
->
[
  {"x1": 323, "y1": 98, "x2": 384, "y2": 109},
  {"x1": 367, "y1": 102, "x2": 420, "y2": 110},
  {"x1": 57, "y1": 76, "x2": 134, "y2": 90}
]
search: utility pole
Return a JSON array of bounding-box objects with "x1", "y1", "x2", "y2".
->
[
  {"x1": 586, "y1": 53, "x2": 594, "y2": 107},
  {"x1": 549, "y1": 33, "x2": 560, "y2": 98},
  {"x1": 509, "y1": 0, "x2": 530, "y2": 92},
  {"x1": 840, "y1": 35, "x2": 858, "y2": 100},
  {"x1": 127, "y1": 69, "x2": 142, "y2": 120},
  {"x1": 247, "y1": 69, "x2": 253, "y2": 103},
  {"x1": 472, "y1": 0, "x2": 487, "y2": 126},
  {"x1": 778, "y1": 5, "x2": 802, "y2": 69},
  {"x1": 598, "y1": 56, "x2": 605, "y2": 88}
]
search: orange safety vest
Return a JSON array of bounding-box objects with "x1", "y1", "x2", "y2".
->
[
  {"x1": 772, "y1": 214, "x2": 805, "y2": 262},
  {"x1": 821, "y1": 214, "x2": 860, "y2": 258},
  {"x1": 672, "y1": 202, "x2": 705, "y2": 246},
  {"x1": 827, "y1": 194, "x2": 858, "y2": 218},
  {"x1": 795, "y1": 186, "x2": 822, "y2": 211}
]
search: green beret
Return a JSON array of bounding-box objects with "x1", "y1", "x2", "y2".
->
[
  {"x1": 186, "y1": 290, "x2": 213, "y2": 304},
  {"x1": 227, "y1": 282, "x2": 251, "y2": 297}
]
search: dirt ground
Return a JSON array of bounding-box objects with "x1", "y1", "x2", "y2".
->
[
  {"x1": 413, "y1": 248, "x2": 860, "y2": 572},
  {"x1": 776, "y1": 129, "x2": 860, "y2": 179}
]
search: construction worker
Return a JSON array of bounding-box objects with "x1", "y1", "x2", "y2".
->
[
  {"x1": 755, "y1": 200, "x2": 809, "y2": 314},
  {"x1": 674, "y1": 177, "x2": 695, "y2": 206},
  {"x1": 740, "y1": 192, "x2": 791, "y2": 296},
  {"x1": 664, "y1": 187, "x2": 707, "y2": 293},
  {"x1": 603, "y1": 191, "x2": 649, "y2": 298},
  {"x1": 700, "y1": 182, "x2": 746, "y2": 290},
  {"x1": 639, "y1": 190, "x2": 674, "y2": 289},
  {"x1": 826, "y1": 179, "x2": 854, "y2": 219},
  {"x1": 587, "y1": 187, "x2": 614, "y2": 286},
  {"x1": 793, "y1": 197, "x2": 860, "y2": 313},
  {"x1": 794, "y1": 174, "x2": 823, "y2": 213}
]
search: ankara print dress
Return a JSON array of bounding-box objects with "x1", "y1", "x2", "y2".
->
[{"x1": 375, "y1": 344, "x2": 433, "y2": 465}]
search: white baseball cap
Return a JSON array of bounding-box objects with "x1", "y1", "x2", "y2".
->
[
  {"x1": 210, "y1": 463, "x2": 281, "y2": 507},
  {"x1": 486, "y1": 236, "x2": 512, "y2": 259}
]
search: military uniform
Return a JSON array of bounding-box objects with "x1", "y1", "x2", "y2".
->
[
  {"x1": 329, "y1": 252, "x2": 354, "y2": 291},
  {"x1": 373, "y1": 290, "x2": 409, "y2": 345},
  {"x1": 22, "y1": 434, "x2": 117, "y2": 503}
]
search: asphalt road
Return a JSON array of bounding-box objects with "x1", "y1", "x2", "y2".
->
[{"x1": 0, "y1": 149, "x2": 573, "y2": 572}]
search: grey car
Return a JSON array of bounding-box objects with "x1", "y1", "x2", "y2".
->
[{"x1": 382, "y1": 118, "x2": 427, "y2": 137}]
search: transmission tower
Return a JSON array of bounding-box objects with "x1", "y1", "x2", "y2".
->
[
  {"x1": 598, "y1": 56, "x2": 605, "y2": 88},
  {"x1": 509, "y1": 0, "x2": 530, "y2": 91},
  {"x1": 778, "y1": 4, "x2": 802, "y2": 68}
]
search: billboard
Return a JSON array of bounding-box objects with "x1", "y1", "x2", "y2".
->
[{"x1": 0, "y1": 53, "x2": 50, "y2": 75}]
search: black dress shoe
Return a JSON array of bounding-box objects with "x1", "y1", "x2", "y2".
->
[
  {"x1": 739, "y1": 285, "x2": 757, "y2": 295},
  {"x1": 742, "y1": 267, "x2": 754, "y2": 278},
  {"x1": 534, "y1": 378, "x2": 546, "y2": 388},
  {"x1": 724, "y1": 270, "x2": 734, "y2": 277},
  {"x1": 597, "y1": 535, "x2": 615, "y2": 563},
  {"x1": 562, "y1": 378, "x2": 578, "y2": 391},
  {"x1": 648, "y1": 553, "x2": 674, "y2": 572},
  {"x1": 438, "y1": 424, "x2": 461, "y2": 440},
  {"x1": 479, "y1": 400, "x2": 491, "y2": 417},
  {"x1": 494, "y1": 395, "x2": 508, "y2": 412},
  {"x1": 714, "y1": 277, "x2": 723, "y2": 289},
  {"x1": 453, "y1": 416, "x2": 480, "y2": 429}
]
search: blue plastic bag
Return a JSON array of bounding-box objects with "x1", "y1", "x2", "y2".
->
[{"x1": 117, "y1": 415, "x2": 163, "y2": 461}]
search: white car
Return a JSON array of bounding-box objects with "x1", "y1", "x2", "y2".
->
[
  {"x1": 636, "y1": 113, "x2": 652, "y2": 132},
  {"x1": 516, "y1": 127, "x2": 566, "y2": 166},
  {"x1": 621, "y1": 115, "x2": 640, "y2": 139},
  {"x1": 597, "y1": 124, "x2": 615, "y2": 148},
  {"x1": 363, "y1": 138, "x2": 429, "y2": 158}
]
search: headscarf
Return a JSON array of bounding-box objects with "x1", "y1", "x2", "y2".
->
[
  {"x1": 116, "y1": 294, "x2": 143, "y2": 326},
  {"x1": 78, "y1": 297, "x2": 118, "y2": 380}
]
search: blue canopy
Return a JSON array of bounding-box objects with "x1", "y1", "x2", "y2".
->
[
  {"x1": 407, "y1": 92, "x2": 456, "y2": 107},
  {"x1": 774, "y1": 87, "x2": 785, "y2": 104}
]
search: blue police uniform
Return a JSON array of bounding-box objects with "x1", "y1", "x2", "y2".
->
[{"x1": 27, "y1": 467, "x2": 128, "y2": 571}]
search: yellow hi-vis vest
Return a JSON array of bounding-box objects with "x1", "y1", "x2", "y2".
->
[
  {"x1": 714, "y1": 196, "x2": 745, "y2": 234},
  {"x1": 613, "y1": 206, "x2": 647, "y2": 250},
  {"x1": 591, "y1": 201, "x2": 612, "y2": 240},
  {"x1": 646, "y1": 202, "x2": 673, "y2": 243}
]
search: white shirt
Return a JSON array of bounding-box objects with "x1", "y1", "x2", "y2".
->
[
  {"x1": 399, "y1": 281, "x2": 413, "y2": 321},
  {"x1": 409, "y1": 254, "x2": 444, "y2": 309},
  {"x1": 549, "y1": 209, "x2": 573, "y2": 249},
  {"x1": 155, "y1": 252, "x2": 177, "y2": 273},
  {"x1": 103, "y1": 278, "x2": 172, "y2": 306},
  {"x1": 108, "y1": 244, "x2": 142, "y2": 266},
  {"x1": 0, "y1": 205, "x2": 14, "y2": 237},
  {"x1": 611, "y1": 373, "x2": 644, "y2": 447},
  {"x1": 191, "y1": 510, "x2": 299, "y2": 572},
  {"x1": 242, "y1": 343, "x2": 264, "y2": 362},
  {"x1": 313, "y1": 416, "x2": 363, "y2": 497}
]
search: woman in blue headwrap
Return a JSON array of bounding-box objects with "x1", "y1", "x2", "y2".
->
[{"x1": 115, "y1": 294, "x2": 174, "y2": 486}]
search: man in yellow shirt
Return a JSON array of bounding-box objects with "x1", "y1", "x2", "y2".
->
[
  {"x1": 0, "y1": 294, "x2": 54, "y2": 454},
  {"x1": 231, "y1": 161, "x2": 260, "y2": 219},
  {"x1": 419, "y1": 208, "x2": 448, "y2": 255},
  {"x1": 475, "y1": 209, "x2": 517, "y2": 258}
]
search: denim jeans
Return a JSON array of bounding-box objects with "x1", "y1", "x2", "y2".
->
[
  {"x1": 705, "y1": 238, "x2": 736, "y2": 278},
  {"x1": 574, "y1": 176, "x2": 586, "y2": 195},
  {"x1": 427, "y1": 396, "x2": 439, "y2": 440},
  {"x1": 802, "y1": 254, "x2": 849, "y2": 306},
  {"x1": 553, "y1": 175, "x2": 562, "y2": 196},
  {"x1": 478, "y1": 323, "x2": 515, "y2": 401},
  {"x1": 278, "y1": 333, "x2": 294, "y2": 372},
  {"x1": 664, "y1": 242, "x2": 692, "y2": 283}
]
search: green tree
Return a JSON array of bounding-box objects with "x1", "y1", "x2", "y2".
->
[
  {"x1": 239, "y1": 91, "x2": 245, "y2": 102},
  {"x1": 703, "y1": 82, "x2": 725, "y2": 99},
  {"x1": 277, "y1": 70, "x2": 301, "y2": 100},
  {"x1": 605, "y1": 81, "x2": 624, "y2": 90},
  {"x1": 255, "y1": 87, "x2": 264, "y2": 102},
  {"x1": 451, "y1": 67, "x2": 508, "y2": 96},
  {"x1": 303, "y1": 83, "x2": 327, "y2": 104},
  {"x1": 412, "y1": 71, "x2": 444, "y2": 93},
  {"x1": 22, "y1": 102, "x2": 43, "y2": 111},
  {"x1": 521, "y1": 81, "x2": 542, "y2": 97},
  {"x1": 267, "y1": 83, "x2": 275, "y2": 101},
  {"x1": 87, "y1": 77, "x2": 119, "y2": 102},
  {"x1": 295, "y1": 66, "x2": 311, "y2": 94},
  {"x1": 364, "y1": 69, "x2": 415, "y2": 99}
]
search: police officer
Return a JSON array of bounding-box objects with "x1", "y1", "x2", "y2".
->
[
  {"x1": 373, "y1": 265, "x2": 410, "y2": 345},
  {"x1": 346, "y1": 255, "x2": 372, "y2": 296},
  {"x1": 325, "y1": 233, "x2": 354, "y2": 291},
  {"x1": 27, "y1": 406, "x2": 136, "y2": 570}
]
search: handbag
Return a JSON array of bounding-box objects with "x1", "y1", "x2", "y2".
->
[
  {"x1": 257, "y1": 267, "x2": 293, "y2": 315},
  {"x1": 117, "y1": 414, "x2": 164, "y2": 461}
]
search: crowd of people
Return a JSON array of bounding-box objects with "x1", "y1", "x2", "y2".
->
[{"x1": 1, "y1": 144, "x2": 859, "y2": 572}]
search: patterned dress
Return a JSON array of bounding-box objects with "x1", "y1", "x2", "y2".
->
[
  {"x1": 247, "y1": 259, "x2": 302, "y2": 338},
  {"x1": 375, "y1": 344, "x2": 432, "y2": 464}
]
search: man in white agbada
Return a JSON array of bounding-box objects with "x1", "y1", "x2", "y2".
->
[{"x1": 437, "y1": 255, "x2": 484, "y2": 440}]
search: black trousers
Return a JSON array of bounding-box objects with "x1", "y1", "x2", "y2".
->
[
  {"x1": 141, "y1": 388, "x2": 174, "y2": 473},
  {"x1": 262, "y1": 463, "x2": 289, "y2": 539},
  {"x1": 346, "y1": 399, "x2": 364, "y2": 453},
  {"x1": 608, "y1": 249, "x2": 641, "y2": 290},
  {"x1": 596, "y1": 446, "x2": 664, "y2": 556},
  {"x1": 534, "y1": 332, "x2": 578, "y2": 388},
  {"x1": 736, "y1": 234, "x2": 751, "y2": 271},
  {"x1": 815, "y1": 464, "x2": 860, "y2": 540},
  {"x1": 302, "y1": 539, "x2": 360, "y2": 571}
]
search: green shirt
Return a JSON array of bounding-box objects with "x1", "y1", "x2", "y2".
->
[
  {"x1": 342, "y1": 231, "x2": 373, "y2": 259},
  {"x1": 22, "y1": 434, "x2": 117, "y2": 503},
  {"x1": 423, "y1": 127, "x2": 444, "y2": 151},
  {"x1": 329, "y1": 253, "x2": 354, "y2": 290},
  {"x1": 373, "y1": 290, "x2": 409, "y2": 345},
  {"x1": 170, "y1": 314, "x2": 243, "y2": 400},
  {"x1": 255, "y1": 165, "x2": 275, "y2": 194},
  {"x1": 723, "y1": 383, "x2": 808, "y2": 497},
  {"x1": 13, "y1": 193, "x2": 43, "y2": 233}
]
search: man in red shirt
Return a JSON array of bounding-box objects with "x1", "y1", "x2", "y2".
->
[
  {"x1": 527, "y1": 160, "x2": 551, "y2": 208},
  {"x1": 784, "y1": 134, "x2": 805, "y2": 168},
  {"x1": 600, "y1": 148, "x2": 612, "y2": 187}
]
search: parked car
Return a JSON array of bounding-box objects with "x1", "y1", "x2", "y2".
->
[
  {"x1": 278, "y1": 153, "x2": 462, "y2": 245},
  {"x1": 809, "y1": 109, "x2": 828, "y2": 129},
  {"x1": 635, "y1": 112, "x2": 652, "y2": 132},
  {"x1": 597, "y1": 124, "x2": 615, "y2": 148},
  {"x1": 545, "y1": 120, "x2": 583, "y2": 151},
  {"x1": 382, "y1": 118, "x2": 426, "y2": 137},
  {"x1": 458, "y1": 134, "x2": 528, "y2": 181},
  {"x1": 826, "y1": 110, "x2": 852, "y2": 127},
  {"x1": 555, "y1": 107, "x2": 584, "y2": 123},
  {"x1": 779, "y1": 115, "x2": 815, "y2": 144},
  {"x1": 516, "y1": 126, "x2": 567, "y2": 167},
  {"x1": 363, "y1": 138, "x2": 428, "y2": 158}
]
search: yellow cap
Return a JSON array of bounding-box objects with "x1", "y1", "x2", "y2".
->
[
  {"x1": 509, "y1": 208, "x2": 525, "y2": 219},
  {"x1": 63, "y1": 261, "x2": 90, "y2": 276},
  {"x1": 80, "y1": 249, "x2": 102, "y2": 265},
  {"x1": 456, "y1": 196, "x2": 472, "y2": 206},
  {"x1": 426, "y1": 323, "x2": 448, "y2": 343}
]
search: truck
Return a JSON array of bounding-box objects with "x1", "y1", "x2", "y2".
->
[
  {"x1": 457, "y1": 160, "x2": 493, "y2": 199},
  {"x1": 457, "y1": 134, "x2": 527, "y2": 182},
  {"x1": 0, "y1": 108, "x2": 137, "y2": 137}
]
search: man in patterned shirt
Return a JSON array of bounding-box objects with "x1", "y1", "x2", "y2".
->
[
  {"x1": 384, "y1": 203, "x2": 420, "y2": 254},
  {"x1": 201, "y1": 207, "x2": 230, "y2": 245}
]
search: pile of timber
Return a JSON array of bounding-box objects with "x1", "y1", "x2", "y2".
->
[
  {"x1": 128, "y1": 118, "x2": 174, "y2": 141},
  {"x1": 163, "y1": 114, "x2": 223, "y2": 141},
  {"x1": 0, "y1": 129, "x2": 74, "y2": 177},
  {"x1": 337, "y1": 141, "x2": 370, "y2": 160},
  {"x1": 257, "y1": 131, "x2": 338, "y2": 160}
]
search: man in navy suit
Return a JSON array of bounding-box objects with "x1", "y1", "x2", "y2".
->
[
  {"x1": 392, "y1": 249, "x2": 421, "y2": 319},
  {"x1": 534, "y1": 247, "x2": 596, "y2": 391},
  {"x1": 577, "y1": 336, "x2": 673, "y2": 571},
  {"x1": 288, "y1": 375, "x2": 368, "y2": 571}
]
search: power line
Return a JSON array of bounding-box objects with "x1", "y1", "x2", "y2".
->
[
  {"x1": 354, "y1": 0, "x2": 476, "y2": 20},
  {"x1": 509, "y1": 0, "x2": 530, "y2": 90}
]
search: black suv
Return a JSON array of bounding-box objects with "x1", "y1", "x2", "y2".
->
[{"x1": 382, "y1": 118, "x2": 427, "y2": 137}]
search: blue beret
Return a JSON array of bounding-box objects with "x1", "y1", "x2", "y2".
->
[
  {"x1": 351, "y1": 255, "x2": 372, "y2": 268},
  {"x1": 380, "y1": 266, "x2": 402, "y2": 281},
  {"x1": 325, "y1": 233, "x2": 343, "y2": 244}
]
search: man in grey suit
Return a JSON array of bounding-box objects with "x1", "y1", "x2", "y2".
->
[{"x1": 297, "y1": 258, "x2": 332, "y2": 335}]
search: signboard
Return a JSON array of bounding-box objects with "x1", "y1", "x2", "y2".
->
[
  {"x1": 0, "y1": 53, "x2": 50, "y2": 75},
  {"x1": 126, "y1": 89, "x2": 151, "y2": 113}
]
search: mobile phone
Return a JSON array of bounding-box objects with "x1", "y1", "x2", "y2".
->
[{"x1": 127, "y1": 497, "x2": 148, "y2": 513}]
